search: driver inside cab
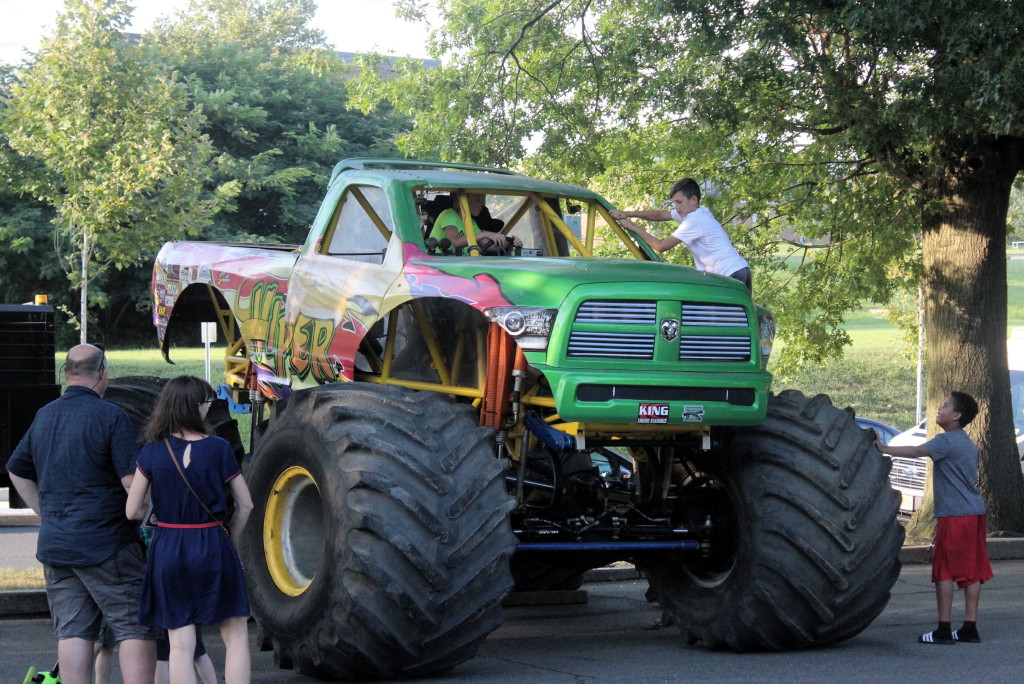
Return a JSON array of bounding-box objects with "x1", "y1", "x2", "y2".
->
[{"x1": 429, "y1": 193, "x2": 522, "y2": 254}]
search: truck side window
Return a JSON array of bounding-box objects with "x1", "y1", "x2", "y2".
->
[{"x1": 324, "y1": 186, "x2": 393, "y2": 263}]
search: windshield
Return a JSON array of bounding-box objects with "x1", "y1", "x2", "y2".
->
[{"x1": 413, "y1": 188, "x2": 652, "y2": 259}]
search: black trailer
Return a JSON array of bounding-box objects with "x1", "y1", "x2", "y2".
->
[{"x1": 0, "y1": 302, "x2": 60, "y2": 509}]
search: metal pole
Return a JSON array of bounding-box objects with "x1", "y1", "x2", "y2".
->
[
  {"x1": 205, "y1": 339, "x2": 212, "y2": 383},
  {"x1": 201, "y1": 322, "x2": 215, "y2": 384},
  {"x1": 916, "y1": 282, "x2": 925, "y2": 424}
]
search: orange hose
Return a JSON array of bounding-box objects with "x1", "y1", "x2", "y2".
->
[
  {"x1": 481, "y1": 323, "x2": 500, "y2": 426},
  {"x1": 514, "y1": 345, "x2": 527, "y2": 374},
  {"x1": 496, "y1": 327, "x2": 513, "y2": 420},
  {"x1": 480, "y1": 322, "x2": 516, "y2": 428}
]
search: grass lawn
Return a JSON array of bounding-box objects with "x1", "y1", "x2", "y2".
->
[
  {"x1": 0, "y1": 568, "x2": 45, "y2": 591},
  {"x1": 102, "y1": 346, "x2": 220, "y2": 379},
  {"x1": 773, "y1": 309, "x2": 920, "y2": 430}
]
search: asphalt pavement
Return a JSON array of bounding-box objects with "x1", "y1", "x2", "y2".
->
[
  {"x1": 3, "y1": 561, "x2": 1024, "y2": 683},
  {"x1": 6, "y1": 490, "x2": 1024, "y2": 683}
]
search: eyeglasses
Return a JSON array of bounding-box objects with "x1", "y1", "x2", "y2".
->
[{"x1": 199, "y1": 399, "x2": 215, "y2": 405}]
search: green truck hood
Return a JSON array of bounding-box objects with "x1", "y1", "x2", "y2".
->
[{"x1": 412, "y1": 256, "x2": 745, "y2": 308}]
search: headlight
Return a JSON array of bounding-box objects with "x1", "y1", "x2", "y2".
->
[
  {"x1": 758, "y1": 312, "x2": 776, "y2": 368},
  {"x1": 484, "y1": 307, "x2": 558, "y2": 351}
]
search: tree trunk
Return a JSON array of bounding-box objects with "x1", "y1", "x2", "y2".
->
[{"x1": 909, "y1": 136, "x2": 1024, "y2": 537}]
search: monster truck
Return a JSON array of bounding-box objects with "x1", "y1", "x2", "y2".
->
[{"x1": 150, "y1": 159, "x2": 904, "y2": 679}]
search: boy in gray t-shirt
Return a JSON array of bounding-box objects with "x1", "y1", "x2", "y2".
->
[{"x1": 878, "y1": 392, "x2": 993, "y2": 645}]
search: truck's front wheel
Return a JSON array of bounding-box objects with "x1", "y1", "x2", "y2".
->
[
  {"x1": 240, "y1": 384, "x2": 517, "y2": 680},
  {"x1": 646, "y1": 390, "x2": 905, "y2": 651}
]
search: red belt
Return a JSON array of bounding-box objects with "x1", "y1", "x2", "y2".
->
[{"x1": 156, "y1": 521, "x2": 221, "y2": 529}]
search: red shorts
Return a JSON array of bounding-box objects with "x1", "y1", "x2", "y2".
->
[{"x1": 932, "y1": 515, "x2": 994, "y2": 588}]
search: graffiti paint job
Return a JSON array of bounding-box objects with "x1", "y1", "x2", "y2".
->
[
  {"x1": 153, "y1": 242, "x2": 297, "y2": 345},
  {"x1": 155, "y1": 236, "x2": 527, "y2": 396},
  {"x1": 402, "y1": 244, "x2": 513, "y2": 309}
]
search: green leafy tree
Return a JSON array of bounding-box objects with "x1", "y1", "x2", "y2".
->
[
  {"x1": 358, "y1": 0, "x2": 1024, "y2": 533},
  {"x1": 0, "y1": 66, "x2": 63, "y2": 312},
  {"x1": 147, "y1": 0, "x2": 407, "y2": 245},
  {"x1": 352, "y1": 3, "x2": 921, "y2": 370},
  {"x1": 1, "y1": 0, "x2": 223, "y2": 343},
  {"x1": 0, "y1": 186, "x2": 66, "y2": 313},
  {"x1": 0, "y1": 0, "x2": 410, "y2": 343}
]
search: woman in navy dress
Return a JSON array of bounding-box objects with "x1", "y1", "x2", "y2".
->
[{"x1": 127, "y1": 376, "x2": 254, "y2": 684}]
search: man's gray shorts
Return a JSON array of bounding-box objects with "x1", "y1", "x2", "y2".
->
[{"x1": 44, "y1": 542, "x2": 160, "y2": 642}]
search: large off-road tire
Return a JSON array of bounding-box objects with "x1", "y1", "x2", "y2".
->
[
  {"x1": 240, "y1": 383, "x2": 518, "y2": 680},
  {"x1": 104, "y1": 376, "x2": 244, "y2": 461},
  {"x1": 646, "y1": 390, "x2": 905, "y2": 651}
]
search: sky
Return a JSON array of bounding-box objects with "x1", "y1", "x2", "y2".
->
[{"x1": 0, "y1": 0, "x2": 437, "y2": 64}]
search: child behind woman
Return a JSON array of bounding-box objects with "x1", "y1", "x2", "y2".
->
[
  {"x1": 127, "y1": 375, "x2": 254, "y2": 684},
  {"x1": 156, "y1": 627, "x2": 217, "y2": 684}
]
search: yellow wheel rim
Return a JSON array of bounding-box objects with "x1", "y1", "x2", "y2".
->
[{"x1": 263, "y1": 466, "x2": 324, "y2": 596}]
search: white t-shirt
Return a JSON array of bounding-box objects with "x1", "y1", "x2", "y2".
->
[{"x1": 670, "y1": 206, "x2": 748, "y2": 277}]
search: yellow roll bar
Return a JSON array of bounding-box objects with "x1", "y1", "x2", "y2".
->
[
  {"x1": 532, "y1": 194, "x2": 591, "y2": 257},
  {"x1": 350, "y1": 186, "x2": 392, "y2": 241}
]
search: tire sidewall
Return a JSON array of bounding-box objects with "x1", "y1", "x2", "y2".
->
[
  {"x1": 241, "y1": 384, "x2": 517, "y2": 679},
  {"x1": 105, "y1": 376, "x2": 243, "y2": 461}
]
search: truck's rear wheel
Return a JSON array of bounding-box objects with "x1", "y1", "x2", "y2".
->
[
  {"x1": 646, "y1": 390, "x2": 904, "y2": 651},
  {"x1": 104, "y1": 375, "x2": 243, "y2": 461},
  {"x1": 240, "y1": 384, "x2": 517, "y2": 680}
]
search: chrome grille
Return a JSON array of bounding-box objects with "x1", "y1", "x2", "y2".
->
[
  {"x1": 889, "y1": 457, "x2": 926, "y2": 493},
  {"x1": 678, "y1": 336, "x2": 750, "y2": 362},
  {"x1": 681, "y1": 303, "x2": 748, "y2": 327},
  {"x1": 568, "y1": 299, "x2": 752, "y2": 362},
  {"x1": 575, "y1": 300, "x2": 657, "y2": 324},
  {"x1": 568, "y1": 332, "x2": 655, "y2": 359}
]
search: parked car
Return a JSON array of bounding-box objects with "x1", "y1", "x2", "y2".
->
[
  {"x1": 855, "y1": 417, "x2": 901, "y2": 446},
  {"x1": 884, "y1": 419, "x2": 928, "y2": 512},
  {"x1": 855, "y1": 416, "x2": 924, "y2": 514}
]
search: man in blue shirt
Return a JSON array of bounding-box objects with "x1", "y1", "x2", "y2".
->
[
  {"x1": 878, "y1": 392, "x2": 993, "y2": 645},
  {"x1": 7, "y1": 344, "x2": 157, "y2": 682}
]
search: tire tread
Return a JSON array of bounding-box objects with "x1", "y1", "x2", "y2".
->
[
  {"x1": 243, "y1": 384, "x2": 516, "y2": 680},
  {"x1": 648, "y1": 390, "x2": 905, "y2": 651}
]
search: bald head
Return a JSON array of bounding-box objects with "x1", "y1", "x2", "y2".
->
[{"x1": 64, "y1": 344, "x2": 107, "y2": 389}]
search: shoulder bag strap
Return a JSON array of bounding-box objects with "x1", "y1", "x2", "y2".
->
[{"x1": 163, "y1": 438, "x2": 228, "y2": 533}]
